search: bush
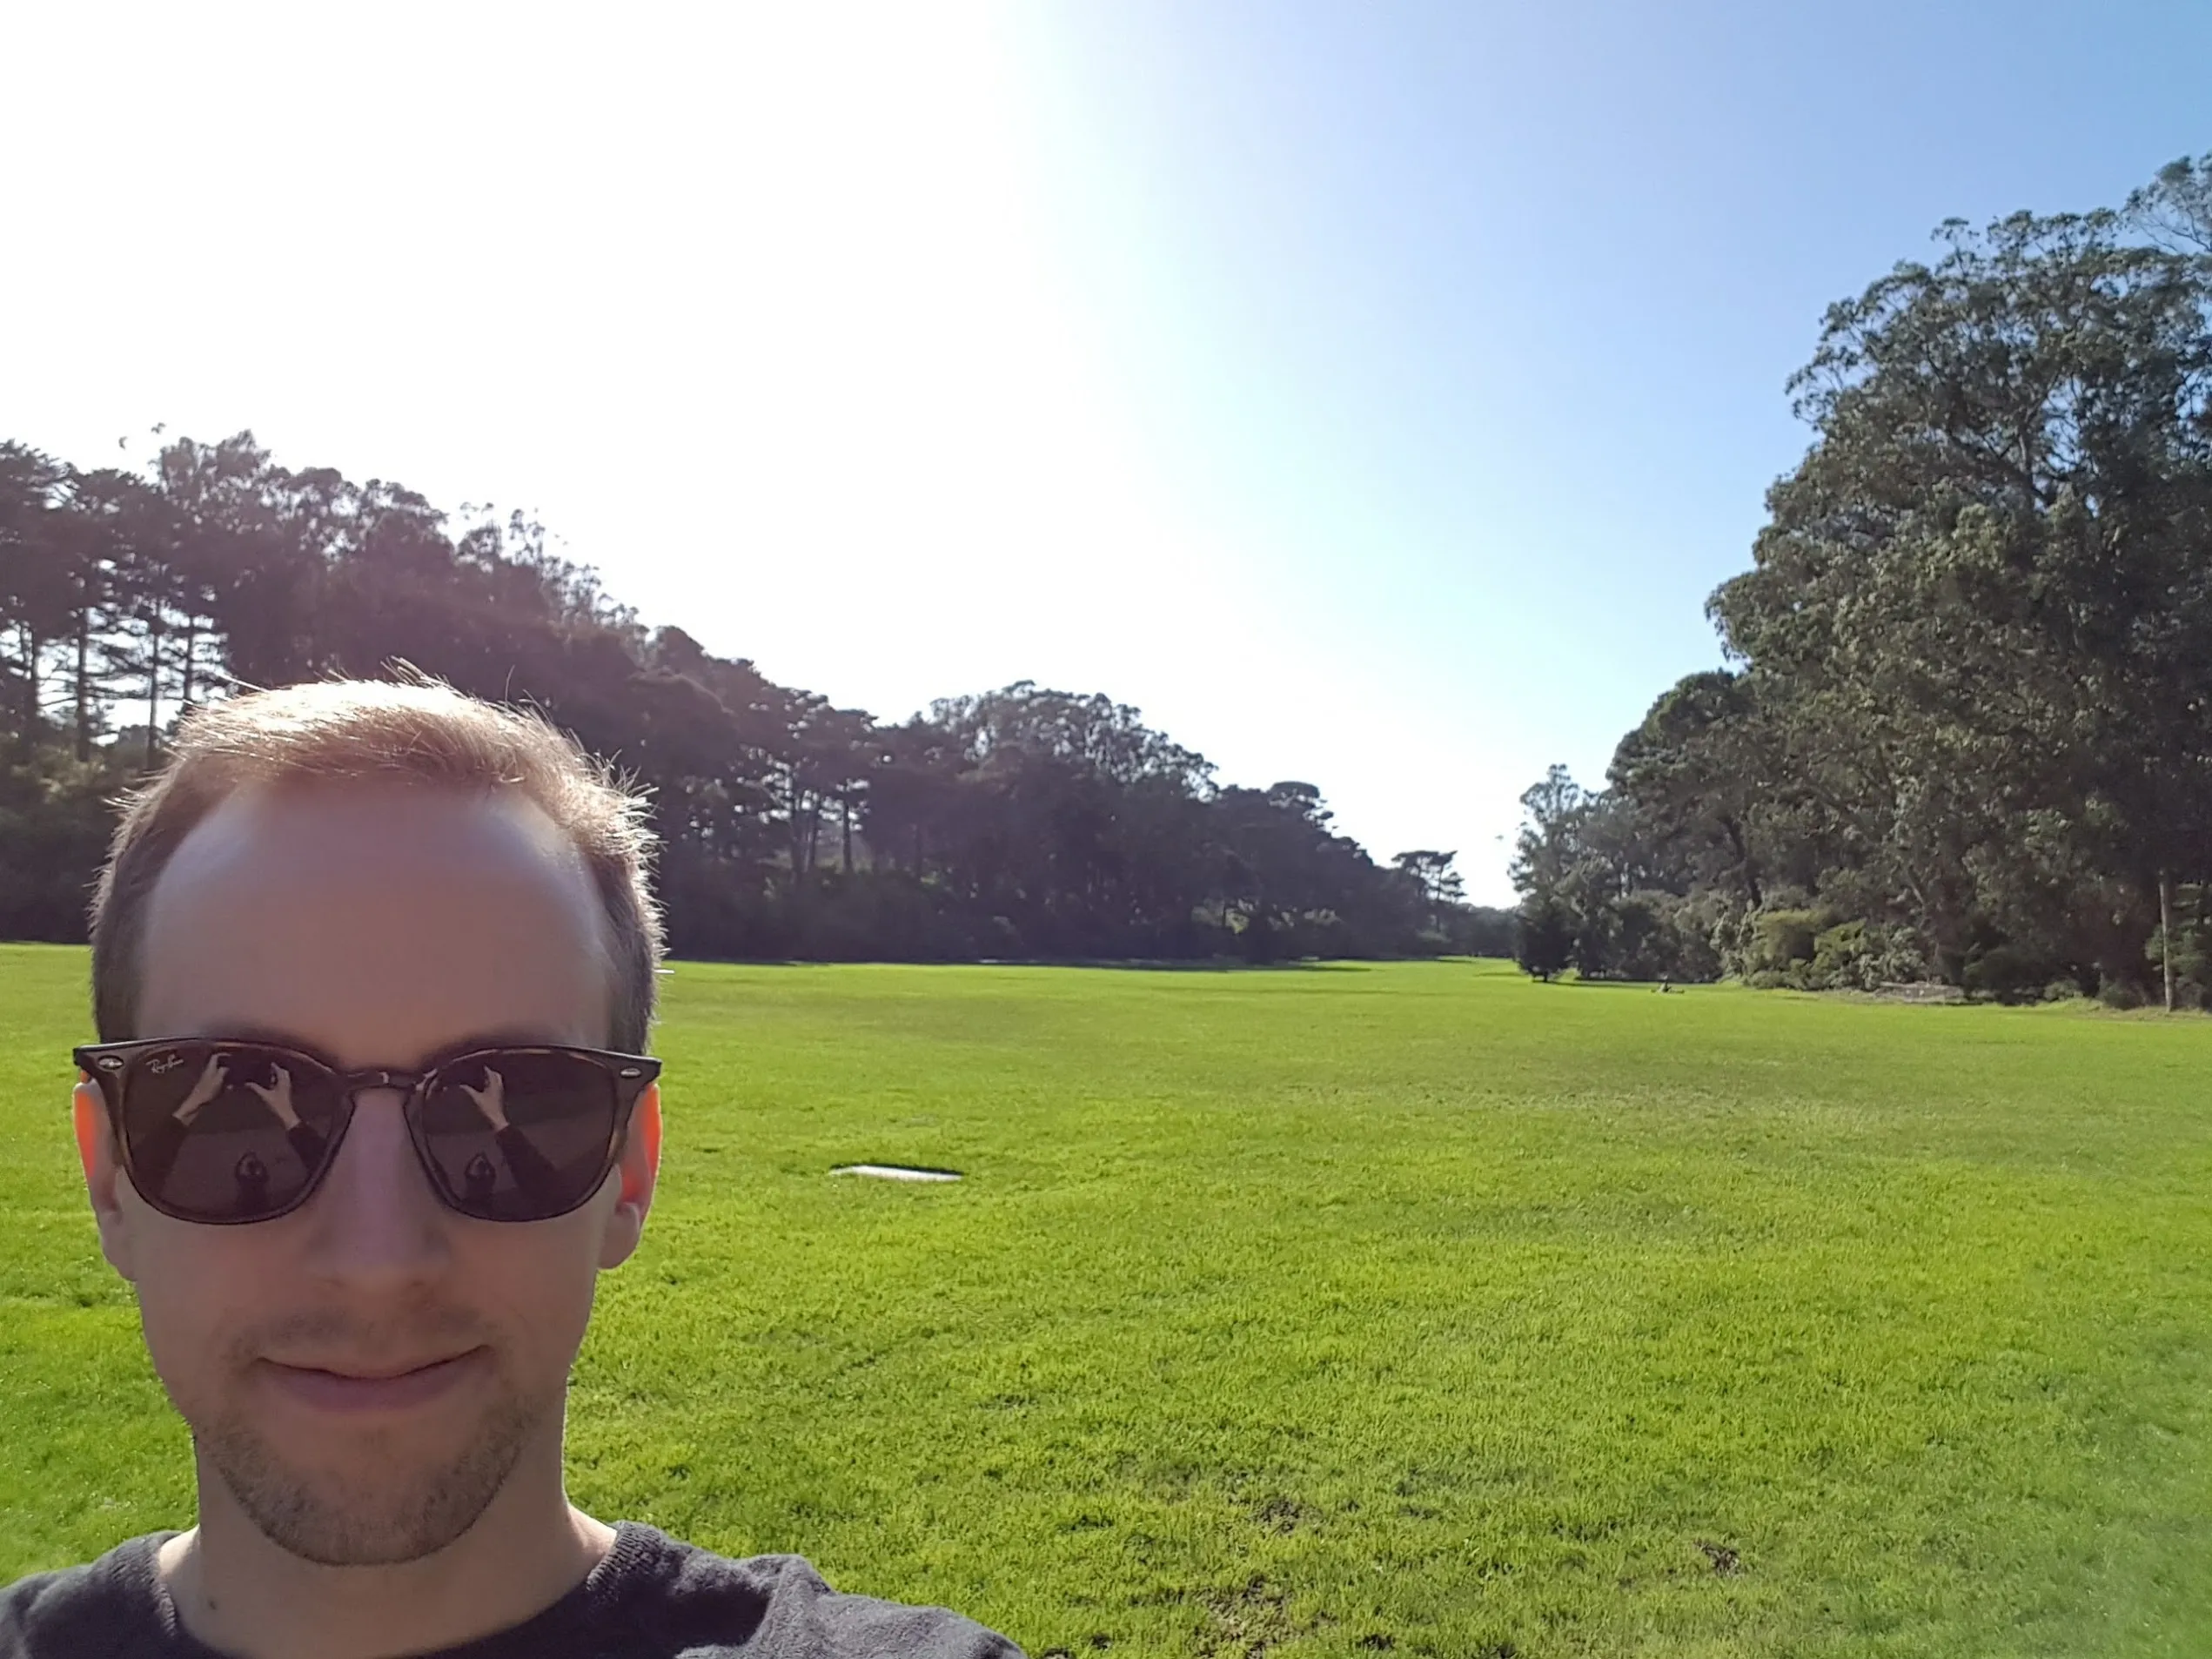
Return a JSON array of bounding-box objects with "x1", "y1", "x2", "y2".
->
[
  {"x1": 1964, "y1": 942, "x2": 2061, "y2": 1004},
  {"x1": 1723, "y1": 911, "x2": 1931, "y2": 991},
  {"x1": 1516, "y1": 895, "x2": 1575, "y2": 981},
  {"x1": 1666, "y1": 891, "x2": 1733, "y2": 982},
  {"x1": 1805, "y1": 922, "x2": 1871, "y2": 990},
  {"x1": 1822, "y1": 924, "x2": 1928, "y2": 986},
  {"x1": 1607, "y1": 891, "x2": 1676, "y2": 981},
  {"x1": 1735, "y1": 907, "x2": 1836, "y2": 980}
]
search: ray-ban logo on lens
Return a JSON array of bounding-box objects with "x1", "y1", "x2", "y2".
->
[{"x1": 149, "y1": 1051, "x2": 183, "y2": 1075}]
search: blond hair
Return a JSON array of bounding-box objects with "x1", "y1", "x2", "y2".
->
[{"x1": 90, "y1": 678, "x2": 662, "y2": 1050}]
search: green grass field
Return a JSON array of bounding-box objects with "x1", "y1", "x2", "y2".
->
[{"x1": 3, "y1": 944, "x2": 2210, "y2": 1656}]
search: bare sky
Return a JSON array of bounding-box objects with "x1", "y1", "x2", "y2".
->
[{"x1": 3, "y1": 2, "x2": 2207, "y2": 901}]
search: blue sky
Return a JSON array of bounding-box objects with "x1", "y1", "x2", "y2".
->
[{"x1": 3, "y1": 2, "x2": 2206, "y2": 900}]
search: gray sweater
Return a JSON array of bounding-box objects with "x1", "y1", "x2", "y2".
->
[{"x1": 0, "y1": 1524, "x2": 1023, "y2": 1659}]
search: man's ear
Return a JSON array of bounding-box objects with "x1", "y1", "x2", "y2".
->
[
  {"x1": 74, "y1": 1079, "x2": 137, "y2": 1282},
  {"x1": 598, "y1": 1082, "x2": 660, "y2": 1271}
]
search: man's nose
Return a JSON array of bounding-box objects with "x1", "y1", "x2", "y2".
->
[{"x1": 297, "y1": 1087, "x2": 452, "y2": 1287}]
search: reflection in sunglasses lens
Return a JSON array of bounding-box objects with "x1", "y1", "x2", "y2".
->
[
  {"x1": 420, "y1": 1052, "x2": 618, "y2": 1220},
  {"x1": 123, "y1": 1044, "x2": 341, "y2": 1223}
]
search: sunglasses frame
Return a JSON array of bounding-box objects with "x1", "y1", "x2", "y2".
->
[{"x1": 73, "y1": 1036, "x2": 661, "y2": 1226}]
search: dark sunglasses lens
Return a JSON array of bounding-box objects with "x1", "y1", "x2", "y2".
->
[
  {"x1": 114, "y1": 1044, "x2": 342, "y2": 1223},
  {"x1": 419, "y1": 1051, "x2": 620, "y2": 1220}
]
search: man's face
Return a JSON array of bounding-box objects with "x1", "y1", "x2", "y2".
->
[{"x1": 76, "y1": 781, "x2": 658, "y2": 1566}]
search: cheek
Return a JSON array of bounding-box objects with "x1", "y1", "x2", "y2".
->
[
  {"x1": 117, "y1": 1193, "x2": 611, "y2": 1415},
  {"x1": 126, "y1": 1224, "x2": 266, "y2": 1410},
  {"x1": 462, "y1": 1220, "x2": 607, "y2": 1378}
]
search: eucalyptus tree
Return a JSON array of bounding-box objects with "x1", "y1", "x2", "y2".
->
[
  {"x1": 1391, "y1": 850, "x2": 1465, "y2": 933},
  {"x1": 0, "y1": 443, "x2": 73, "y2": 751},
  {"x1": 1709, "y1": 198, "x2": 2212, "y2": 987}
]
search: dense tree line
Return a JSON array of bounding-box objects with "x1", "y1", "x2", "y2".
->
[
  {"x1": 0, "y1": 433, "x2": 1511, "y2": 962},
  {"x1": 1512, "y1": 153, "x2": 2212, "y2": 1005}
]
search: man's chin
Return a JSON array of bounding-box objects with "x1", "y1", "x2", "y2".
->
[{"x1": 197, "y1": 1390, "x2": 544, "y2": 1566}]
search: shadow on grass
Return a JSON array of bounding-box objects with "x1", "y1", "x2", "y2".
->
[
  {"x1": 677, "y1": 957, "x2": 1388, "y2": 973},
  {"x1": 1074, "y1": 958, "x2": 1376, "y2": 974},
  {"x1": 668, "y1": 956, "x2": 1541, "y2": 975}
]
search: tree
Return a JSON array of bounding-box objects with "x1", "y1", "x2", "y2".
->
[
  {"x1": 1391, "y1": 850, "x2": 1465, "y2": 934},
  {"x1": 1607, "y1": 670, "x2": 1778, "y2": 908},
  {"x1": 1516, "y1": 895, "x2": 1574, "y2": 982},
  {"x1": 1703, "y1": 187, "x2": 2212, "y2": 991},
  {"x1": 2127, "y1": 151, "x2": 2212, "y2": 256},
  {"x1": 1510, "y1": 767, "x2": 1612, "y2": 976},
  {"x1": 0, "y1": 431, "x2": 1471, "y2": 966},
  {"x1": 1545, "y1": 154, "x2": 2212, "y2": 1000},
  {"x1": 0, "y1": 444, "x2": 74, "y2": 754}
]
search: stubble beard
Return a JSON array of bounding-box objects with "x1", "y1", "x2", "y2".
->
[
  {"x1": 191, "y1": 1317, "x2": 553, "y2": 1568},
  {"x1": 199, "y1": 1390, "x2": 544, "y2": 1567}
]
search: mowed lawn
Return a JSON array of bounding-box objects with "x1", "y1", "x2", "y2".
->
[{"x1": 3, "y1": 945, "x2": 2210, "y2": 1656}]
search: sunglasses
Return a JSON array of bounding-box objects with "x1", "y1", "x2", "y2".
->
[{"x1": 74, "y1": 1038, "x2": 660, "y2": 1226}]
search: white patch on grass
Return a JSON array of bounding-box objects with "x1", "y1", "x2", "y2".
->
[{"x1": 831, "y1": 1164, "x2": 962, "y2": 1183}]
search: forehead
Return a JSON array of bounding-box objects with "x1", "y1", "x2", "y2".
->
[{"x1": 137, "y1": 781, "x2": 613, "y2": 1066}]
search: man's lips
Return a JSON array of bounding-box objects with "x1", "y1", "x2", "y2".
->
[{"x1": 258, "y1": 1348, "x2": 489, "y2": 1414}]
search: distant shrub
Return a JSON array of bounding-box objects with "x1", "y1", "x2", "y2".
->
[
  {"x1": 1719, "y1": 909, "x2": 1934, "y2": 992},
  {"x1": 1760, "y1": 910, "x2": 1826, "y2": 970},
  {"x1": 1516, "y1": 896, "x2": 1575, "y2": 982},
  {"x1": 1604, "y1": 890, "x2": 1725, "y2": 983},
  {"x1": 1734, "y1": 908, "x2": 1835, "y2": 981},
  {"x1": 1661, "y1": 892, "x2": 1732, "y2": 982},
  {"x1": 1803, "y1": 920, "x2": 1929, "y2": 991},
  {"x1": 2098, "y1": 978, "x2": 2145, "y2": 1011},
  {"x1": 1965, "y1": 943, "x2": 2060, "y2": 1004},
  {"x1": 1606, "y1": 891, "x2": 1672, "y2": 980}
]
